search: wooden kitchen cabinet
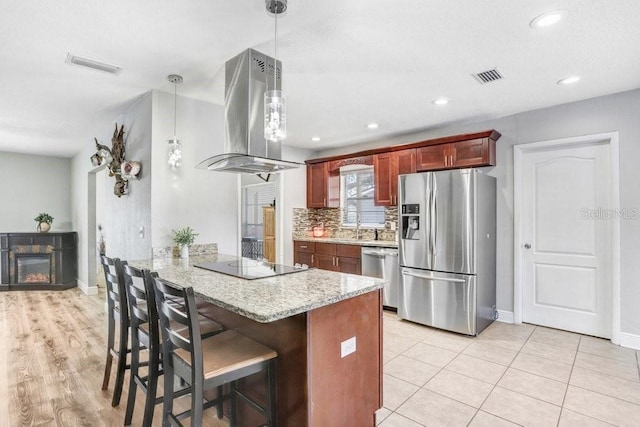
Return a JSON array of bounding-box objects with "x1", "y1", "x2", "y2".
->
[
  {"x1": 374, "y1": 148, "x2": 416, "y2": 206},
  {"x1": 416, "y1": 137, "x2": 495, "y2": 171},
  {"x1": 336, "y1": 243, "x2": 362, "y2": 275},
  {"x1": 293, "y1": 241, "x2": 315, "y2": 267},
  {"x1": 293, "y1": 240, "x2": 362, "y2": 274},
  {"x1": 306, "y1": 162, "x2": 340, "y2": 208}
]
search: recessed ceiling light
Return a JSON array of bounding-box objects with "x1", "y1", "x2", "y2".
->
[
  {"x1": 432, "y1": 98, "x2": 449, "y2": 106},
  {"x1": 367, "y1": 123, "x2": 379, "y2": 129},
  {"x1": 530, "y1": 10, "x2": 568, "y2": 28},
  {"x1": 311, "y1": 137, "x2": 321, "y2": 142},
  {"x1": 557, "y1": 76, "x2": 581, "y2": 85}
]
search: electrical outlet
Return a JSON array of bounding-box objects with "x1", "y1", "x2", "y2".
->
[
  {"x1": 390, "y1": 222, "x2": 396, "y2": 231},
  {"x1": 341, "y1": 336, "x2": 356, "y2": 358},
  {"x1": 139, "y1": 226, "x2": 145, "y2": 238}
]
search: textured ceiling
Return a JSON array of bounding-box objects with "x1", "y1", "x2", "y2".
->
[{"x1": 1, "y1": 0, "x2": 640, "y2": 157}]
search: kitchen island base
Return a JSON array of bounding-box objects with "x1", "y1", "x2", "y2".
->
[{"x1": 201, "y1": 290, "x2": 383, "y2": 426}]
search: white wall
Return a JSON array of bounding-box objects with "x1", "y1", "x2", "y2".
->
[
  {"x1": 102, "y1": 94, "x2": 154, "y2": 261},
  {"x1": 71, "y1": 119, "x2": 128, "y2": 293},
  {"x1": 315, "y1": 88, "x2": 640, "y2": 337},
  {"x1": 150, "y1": 90, "x2": 239, "y2": 255},
  {"x1": 281, "y1": 145, "x2": 317, "y2": 265},
  {"x1": 0, "y1": 152, "x2": 72, "y2": 232}
]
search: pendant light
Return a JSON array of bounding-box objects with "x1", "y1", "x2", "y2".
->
[
  {"x1": 167, "y1": 74, "x2": 183, "y2": 169},
  {"x1": 264, "y1": 0, "x2": 287, "y2": 143}
]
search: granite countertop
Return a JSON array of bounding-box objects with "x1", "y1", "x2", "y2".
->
[
  {"x1": 130, "y1": 254, "x2": 384, "y2": 324},
  {"x1": 293, "y1": 237, "x2": 399, "y2": 248}
]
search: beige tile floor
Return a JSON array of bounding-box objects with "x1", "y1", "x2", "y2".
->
[{"x1": 378, "y1": 311, "x2": 640, "y2": 427}]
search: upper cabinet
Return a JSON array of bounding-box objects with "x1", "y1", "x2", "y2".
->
[
  {"x1": 306, "y1": 130, "x2": 500, "y2": 208},
  {"x1": 306, "y1": 162, "x2": 340, "y2": 208},
  {"x1": 374, "y1": 149, "x2": 416, "y2": 206},
  {"x1": 416, "y1": 137, "x2": 496, "y2": 171}
]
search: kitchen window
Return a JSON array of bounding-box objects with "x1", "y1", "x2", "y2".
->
[{"x1": 340, "y1": 166, "x2": 385, "y2": 227}]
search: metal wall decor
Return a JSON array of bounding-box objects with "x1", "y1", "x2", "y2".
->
[{"x1": 91, "y1": 123, "x2": 141, "y2": 197}]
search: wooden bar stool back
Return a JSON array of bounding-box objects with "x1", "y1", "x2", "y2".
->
[
  {"x1": 152, "y1": 277, "x2": 278, "y2": 427},
  {"x1": 100, "y1": 255, "x2": 130, "y2": 407},
  {"x1": 122, "y1": 264, "x2": 161, "y2": 426}
]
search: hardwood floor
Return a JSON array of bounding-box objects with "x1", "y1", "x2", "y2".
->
[{"x1": 0, "y1": 288, "x2": 228, "y2": 426}]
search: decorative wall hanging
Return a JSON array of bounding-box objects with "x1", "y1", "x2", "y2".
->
[{"x1": 91, "y1": 123, "x2": 141, "y2": 197}]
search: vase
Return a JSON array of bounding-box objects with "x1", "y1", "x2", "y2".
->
[
  {"x1": 37, "y1": 222, "x2": 51, "y2": 233},
  {"x1": 180, "y1": 245, "x2": 189, "y2": 259}
]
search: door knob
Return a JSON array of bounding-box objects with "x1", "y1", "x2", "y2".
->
[{"x1": 524, "y1": 243, "x2": 531, "y2": 249}]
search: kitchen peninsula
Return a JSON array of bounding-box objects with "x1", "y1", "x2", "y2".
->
[{"x1": 130, "y1": 254, "x2": 384, "y2": 427}]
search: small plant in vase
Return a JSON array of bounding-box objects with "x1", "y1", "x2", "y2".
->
[
  {"x1": 172, "y1": 226, "x2": 198, "y2": 259},
  {"x1": 34, "y1": 212, "x2": 54, "y2": 233}
]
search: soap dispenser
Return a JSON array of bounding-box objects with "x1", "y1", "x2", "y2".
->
[{"x1": 374, "y1": 229, "x2": 379, "y2": 241}]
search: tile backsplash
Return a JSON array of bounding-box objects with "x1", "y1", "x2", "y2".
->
[{"x1": 293, "y1": 207, "x2": 398, "y2": 242}]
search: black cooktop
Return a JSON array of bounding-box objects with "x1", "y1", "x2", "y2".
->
[{"x1": 194, "y1": 259, "x2": 307, "y2": 280}]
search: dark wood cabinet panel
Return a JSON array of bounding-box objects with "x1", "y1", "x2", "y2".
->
[
  {"x1": 293, "y1": 241, "x2": 315, "y2": 267},
  {"x1": 307, "y1": 163, "x2": 328, "y2": 208},
  {"x1": 293, "y1": 241, "x2": 362, "y2": 275},
  {"x1": 374, "y1": 149, "x2": 416, "y2": 206},
  {"x1": 315, "y1": 254, "x2": 338, "y2": 271},
  {"x1": 397, "y1": 148, "x2": 417, "y2": 175},
  {"x1": 306, "y1": 162, "x2": 340, "y2": 208},
  {"x1": 416, "y1": 144, "x2": 449, "y2": 170},
  {"x1": 416, "y1": 138, "x2": 495, "y2": 171},
  {"x1": 336, "y1": 243, "x2": 361, "y2": 258},
  {"x1": 452, "y1": 138, "x2": 495, "y2": 167},
  {"x1": 373, "y1": 152, "x2": 396, "y2": 206},
  {"x1": 336, "y1": 256, "x2": 361, "y2": 275}
]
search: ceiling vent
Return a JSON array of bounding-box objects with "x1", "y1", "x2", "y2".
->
[
  {"x1": 472, "y1": 68, "x2": 504, "y2": 84},
  {"x1": 65, "y1": 53, "x2": 122, "y2": 75}
]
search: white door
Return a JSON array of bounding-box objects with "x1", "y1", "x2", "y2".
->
[{"x1": 518, "y1": 140, "x2": 612, "y2": 338}]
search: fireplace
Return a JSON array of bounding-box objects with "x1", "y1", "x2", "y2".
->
[
  {"x1": 16, "y1": 253, "x2": 53, "y2": 283},
  {"x1": 1, "y1": 232, "x2": 77, "y2": 290}
]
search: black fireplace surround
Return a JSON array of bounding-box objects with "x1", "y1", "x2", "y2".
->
[{"x1": 0, "y1": 232, "x2": 77, "y2": 290}]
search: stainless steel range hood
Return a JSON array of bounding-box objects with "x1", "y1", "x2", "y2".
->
[{"x1": 197, "y1": 48, "x2": 301, "y2": 174}]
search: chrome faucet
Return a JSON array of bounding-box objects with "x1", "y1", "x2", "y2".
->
[{"x1": 355, "y1": 214, "x2": 362, "y2": 240}]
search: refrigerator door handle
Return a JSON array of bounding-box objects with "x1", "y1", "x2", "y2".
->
[
  {"x1": 401, "y1": 270, "x2": 466, "y2": 283},
  {"x1": 431, "y1": 174, "x2": 438, "y2": 267}
]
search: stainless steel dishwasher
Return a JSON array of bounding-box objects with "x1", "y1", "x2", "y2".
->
[{"x1": 361, "y1": 247, "x2": 399, "y2": 309}]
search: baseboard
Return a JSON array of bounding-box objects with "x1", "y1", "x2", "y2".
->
[
  {"x1": 77, "y1": 279, "x2": 98, "y2": 296},
  {"x1": 619, "y1": 332, "x2": 640, "y2": 351},
  {"x1": 496, "y1": 310, "x2": 514, "y2": 324}
]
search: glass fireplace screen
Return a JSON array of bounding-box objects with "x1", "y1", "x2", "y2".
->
[{"x1": 16, "y1": 255, "x2": 51, "y2": 283}]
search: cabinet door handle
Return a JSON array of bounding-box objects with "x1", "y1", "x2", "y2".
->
[
  {"x1": 311, "y1": 254, "x2": 314, "y2": 264},
  {"x1": 336, "y1": 257, "x2": 339, "y2": 268},
  {"x1": 300, "y1": 245, "x2": 307, "y2": 249},
  {"x1": 324, "y1": 198, "x2": 326, "y2": 207},
  {"x1": 444, "y1": 156, "x2": 448, "y2": 167},
  {"x1": 450, "y1": 155, "x2": 454, "y2": 166}
]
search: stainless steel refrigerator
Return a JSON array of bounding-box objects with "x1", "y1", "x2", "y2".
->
[{"x1": 398, "y1": 169, "x2": 496, "y2": 335}]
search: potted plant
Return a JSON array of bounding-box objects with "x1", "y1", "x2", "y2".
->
[
  {"x1": 34, "y1": 212, "x2": 54, "y2": 233},
  {"x1": 172, "y1": 226, "x2": 198, "y2": 259}
]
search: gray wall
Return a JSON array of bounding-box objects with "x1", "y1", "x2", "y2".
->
[
  {"x1": 315, "y1": 88, "x2": 640, "y2": 336},
  {"x1": 0, "y1": 152, "x2": 72, "y2": 232}
]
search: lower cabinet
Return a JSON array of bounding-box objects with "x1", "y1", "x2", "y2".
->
[{"x1": 293, "y1": 240, "x2": 361, "y2": 275}]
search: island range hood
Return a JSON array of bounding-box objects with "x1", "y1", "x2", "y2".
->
[{"x1": 197, "y1": 48, "x2": 301, "y2": 174}]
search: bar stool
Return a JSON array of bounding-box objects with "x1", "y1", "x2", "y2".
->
[
  {"x1": 123, "y1": 265, "x2": 224, "y2": 426},
  {"x1": 100, "y1": 255, "x2": 130, "y2": 407},
  {"x1": 151, "y1": 275, "x2": 278, "y2": 427}
]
